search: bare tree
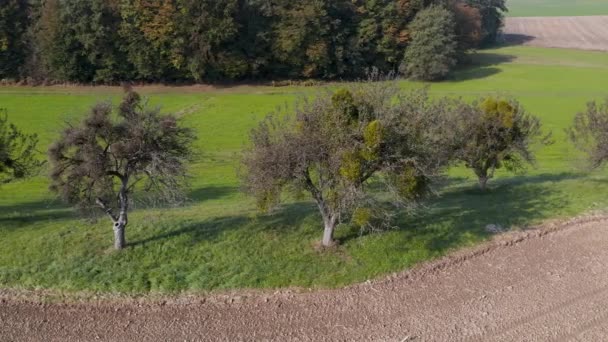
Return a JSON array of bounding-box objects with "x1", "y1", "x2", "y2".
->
[
  {"x1": 569, "y1": 98, "x2": 608, "y2": 168},
  {"x1": 48, "y1": 88, "x2": 195, "y2": 250},
  {"x1": 454, "y1": 97, "x2": 551, "y2": 191},
  {"x1": 241, "y1": 80, "x2": 456, "y2": 247},
  {"x1": 0, "y1": 109, "x2": 43, "y2": 184}
]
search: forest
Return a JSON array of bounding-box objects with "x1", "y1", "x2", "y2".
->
[{"x1": 0, "y1": 0, "x2": 506, "y2": 83}]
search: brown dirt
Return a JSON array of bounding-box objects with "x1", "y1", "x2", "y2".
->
[
  {"x1": 3, "y1": 216, "x2": 608, "y2": 341},
  {"x1": 503, "y1": 16, "x2": 608, "y2": 51}
]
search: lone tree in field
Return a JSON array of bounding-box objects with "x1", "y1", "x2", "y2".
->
[
  {"x1": 0, "y1": 110, "x2": 42, "y2": 184},
  {"x1": 455, "y1": 97, "x2": 550, "y2": 191},
  {"x1": 569, "y1": 98, "x2": 608, "y2": 168},
  {"x1": 48, "y1": 88, "x2": 195, "y2": 250},
  {"x1": 401, "y1": 5, "x2": 458, "y2": 81},
  {"x1": 241, "y1": 81, "x2": 456, "y2": 247}
]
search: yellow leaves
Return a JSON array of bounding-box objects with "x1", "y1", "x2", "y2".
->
[
  {"x1": 364, "y1": 120, "x2": 383, "y2": 151},
  {"x1": 256, "y1": 189, "x2": 279, "y2": 213},
  {"x1": 340, "y1": 151, "x2": 363, "y2": 182},
  {"x1": 394, "y1": 167, "x2": 427, "y2": 199},
  {"x1": 480, "y1": 97, "x2": 516, "y2": 129},
  {"x1": 331, "y1": 88, "x2": 358, "y2": 121},
  {"x1": 362, "y1": 120, "x2": 383, "y2": 161},
  {"x1": 340, "y1": 121, "x2": 383, "y2": 182},
  {"x1": 351, "y1": 207, "x2": 372, "y2": 228}
]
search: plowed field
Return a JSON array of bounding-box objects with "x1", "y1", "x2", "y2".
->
[{"x1": 504, "y1": 16, "x2": 608, "y2": 51}]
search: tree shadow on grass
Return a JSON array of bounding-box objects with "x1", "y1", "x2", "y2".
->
[
  {"x1": 129, "y1": 202, "x2": 317, "y2": 248},
  {"x1": 131, "y1": 173, "x2": 578, "y2": 255},
  {"x1": 499, "y1": 33, "x2": 536, "y2": 47},
  {"x1": 187, "y1": 185, "x2": 238, "y2": 203},
  {"x1": 0, "y1": 199, "x2": 75, "y2": 226},
  {"x1": 338, "y1": 173, "x2": 577, "y2": 249},
  {"x1": 413, "y1": 180, "x2": 571, "y2": 254},
  {"x1": 448, "y1": 52, "x2": 518, "y2": 82}
]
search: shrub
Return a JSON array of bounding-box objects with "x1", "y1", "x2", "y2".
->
[
  {"x1": 569, "y1": 98, "x2": 608, "y2": 168},
  {"x1": 454, "y1": 97, "x2": 551, "y2": 190}
]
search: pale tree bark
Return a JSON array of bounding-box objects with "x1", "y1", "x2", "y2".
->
[
  {"x1": 97, "y1": 176, "x2": 130, "y2": 250},
  {"x1": 322, "y1": 213, "x2": 338, "y2": 247},
  {"x1": 304, "y1": 172, "x2": 339, "y2": 247}
]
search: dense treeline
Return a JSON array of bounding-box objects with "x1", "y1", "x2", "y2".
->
[{"x1": 1, "y1": 0, "x2": 506, "y2": 83}]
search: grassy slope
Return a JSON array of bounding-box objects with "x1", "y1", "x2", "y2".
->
[
  {"x1": 2, "y1": 46, "x2": 608, "y2": 293},
  {"x1": 507, "y1": 0, "x2": 608, "y2": 17}
]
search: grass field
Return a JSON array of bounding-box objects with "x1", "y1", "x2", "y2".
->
[
  {"x1": 507, "y1": 0, "x2": 608, "y2": 17},
  {"x1": 1, "y1": 46, "x2": 608, "y2": 294}
]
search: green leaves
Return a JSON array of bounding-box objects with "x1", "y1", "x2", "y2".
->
[{"x1": 0, "y1": 109, "x2": 42, "y2": 184}]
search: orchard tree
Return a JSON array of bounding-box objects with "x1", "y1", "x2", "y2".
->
[
  {"x1": 48, "y1": 88, "x2": 195, "y2": 250},
  {"x1": 241, "y1": 80, "x2": 456, "y2": 247},
  {"x1": 455, "y1": 97, "x2": 551, "y2": 191},
  {"x1": 401, "y1": 5, "x2": 458, "y2": 81},
  {"x1": 0, "y1": 110, "x2": 42, "y2": 183},
  {"x1": 568, "y1": 98, "x2": 608, "y2": 168}
]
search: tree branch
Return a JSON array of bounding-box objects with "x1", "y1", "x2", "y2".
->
[{"x1": 95, "y1": 198, "x2": 118, "y2": 223}]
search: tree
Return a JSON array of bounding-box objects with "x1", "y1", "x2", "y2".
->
[
  {"x1": 448, "y1": 0, "x2": 483, "y2": 56},
  {"x1": 0, "y1": 0, "x2": 30, "y2": 79},
  {"x1": 401, "y1": 5, "x2": 458, "y2": 81},
  {"x1": 241, "y1": 79, "x2": 455, "y2": 247},
  {"x1": 454, "y1": 97, "x2": 550, "y2": 191},
  {"x1": 0, "y1": 109, "x2": 42, "y2": 183},
  {"x1": 59, "y1": 0, "x2": 129, "y2": 83},
  {"x1": 464, "y1": 0, "x2": 507, "y2": 46},
  {"x1": 48, "y1": 88, "x2": 195, "y2": 250},
  {"x1": 176, "y1": 0, "x2": 243, "y2": 81},
  {"x1": 118, "y1": 0, "x2": 182, "y2": 81},
  {"x1": 568, "y1": 99, "x2": 608, "y2": 169}
]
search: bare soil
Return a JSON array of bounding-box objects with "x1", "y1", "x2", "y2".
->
[
  {"x1": 3, "y1": 216, "x2": 608, "y2": 341},
  {"x1": 503, "y1": 16, "x2": 608, "y2": 51}
]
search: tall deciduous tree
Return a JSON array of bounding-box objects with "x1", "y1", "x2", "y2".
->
[
  {"x1": 119, "y1": 0, "x2": 181, "y2": 81},
  {"x1": 241, "y1": 80, "x2": 455, "y2": 247},
  {"x1": 176, "y1": 0, "x2": 243, "y2": 81},
  {"x1": 569, "y1": 99, "x2": 608, "y2": 169},
  {"x1": 454, "y1": 97, "x2": 551, "y2": 191},
  {"x1": 0, "y1": 109, "x2": 42, "y2": 184},
  {"x1": 464, "y1": 0, "x2": 507, "y2": 45},
  {"x1": 2, "y1": 0, "x2": 508, "y2": 83},
  {"x1": 401, "y1": 5, "x2": 458, "y2": 81},
  {"x1": 48, "y1": 88, "x2": 195, "y2": 250}
]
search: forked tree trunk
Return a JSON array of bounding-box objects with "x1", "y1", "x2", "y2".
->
[{"x1": 97, "y1": 176, "x2": 129, "y2": 250}]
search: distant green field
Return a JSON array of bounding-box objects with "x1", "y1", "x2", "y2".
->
[
  {"x1": 2, "y1": 45, "x2": 608, "y2": 294},
  {"x1": 508, "y1": 0, "x2": 608, "y2": 17}
]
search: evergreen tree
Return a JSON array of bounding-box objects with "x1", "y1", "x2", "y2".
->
[
  {"x1": 401, "y1": 5, "x2": 458, "y2": 81},
  {"x1": 0, "y1": 0, "x2": 30, "y2": 79}
]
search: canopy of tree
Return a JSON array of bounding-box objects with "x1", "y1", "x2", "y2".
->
[
  {"x1": 1, "y1": 0, "x2": 506, "y2": 83},
  {"x1": 0, "y1": 109, "x2": 42, "y2": 184},
  {"x1": 241, "y1": 79, "x2": 459, "y2": 246}
]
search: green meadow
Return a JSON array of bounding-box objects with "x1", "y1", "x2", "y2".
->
[
  {"x1": 507, "y1": 0, "x2": 608, "y2": 17},
  {"x1": 2, "y1": 45, "x2": 608, "y2": 293}
]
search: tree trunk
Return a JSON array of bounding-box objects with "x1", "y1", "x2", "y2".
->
[
  {"x1": 113, "y1": 221, "x2": 126, "y2": 250},
  {"x1": 114, "y1": 178, "x2": 129, "y2": 250},
  {"x1": 322, "y1": 215, "x2": 337, "y2": 247},
  {"x1": 478, "y1": 175, "x2": 489, "y2": 191}
]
